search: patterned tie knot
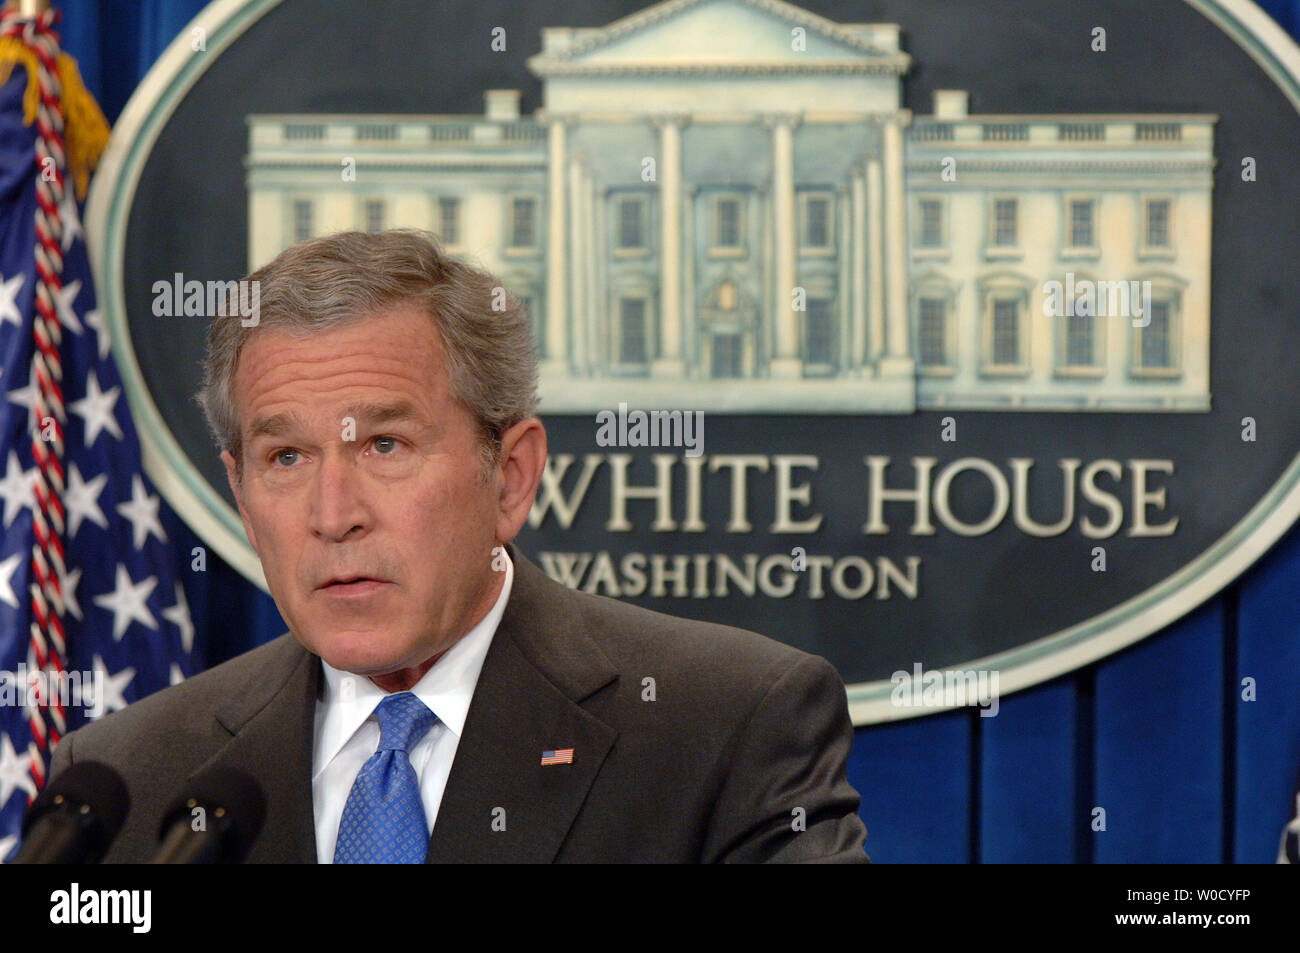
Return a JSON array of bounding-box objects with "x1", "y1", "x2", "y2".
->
[{"x1": 374, "y1": 692, "x2": 435, "y2": 753}]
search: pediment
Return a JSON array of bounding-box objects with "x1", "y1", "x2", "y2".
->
[{"x1": 529, "y1": 0, "x2": 909, "y2": 76}]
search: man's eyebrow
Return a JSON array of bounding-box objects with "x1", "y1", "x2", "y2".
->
[
  {"x1": 245, "y1": 402, "x2": 424, "y2": 442},
  {"x1": 341, "y1": 401, "x2": 423, "y2": 426},
  {"x1": 247, "y1": 412, "x2": 301, "y2": 441}
]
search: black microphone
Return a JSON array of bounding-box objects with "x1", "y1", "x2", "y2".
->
[
  {"x1": 14, "y1": 761, "x2": 130, "y2": 864},
  {"x1": 152, "y1": 765, "x2": 266, "y2": 864}
]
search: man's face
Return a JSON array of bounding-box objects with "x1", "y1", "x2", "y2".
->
[{"x1": 222, "y1": 303, "x2": 505, "y2": 680}]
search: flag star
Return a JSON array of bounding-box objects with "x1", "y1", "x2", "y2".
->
[
  {"x1": 162, "y1": 580, "x2": 194, "y2": 654},
  {"x1": 0, "y1": 451, "x2": 36, "y2": 529},
  {"x1": 84, "y1": 306, "x2": 111, "y2": 360},
  {"x1": 53, "y1": 278, "x2": 83, "y2": 334},
  {"x1": 89, "y1": 655, "x2": 135, "y2": 719},
  {"x1": 0, "y1": 833, "x2": 17, "y2": 864},
  {"x1": 70, "y1": 373, "x2": 123, "y2": 445},
  {"x1": 117, "y1": 475, "x2": 167, "y2": 550},
  {"x1": 0, "y1": 553, "x2": 21, "y2": 609},
  {"x1": 170, "y1": 663, "x2": 185, "y2": 687},
  {"x1": 60, "y1": 566, "x2": 83, "y2": 621},
  {"x1": 65, "y1": 463, "x2": 109, "y2": 539},
  {"x1": 0, "y1": 272, "x2": 23, "y2": 328},
  {"x1": 59, "y1": 190, "x2": 83, "y2": 251},
  {"x1": 6, "y1": 365, "x2": 38, "y2": 427},
  {"x1": 0, "y1": 733, "x2": 36, "y2": 806},
  {"x1": 92, "y1": 564, "x2": 158, "y2": 641}
]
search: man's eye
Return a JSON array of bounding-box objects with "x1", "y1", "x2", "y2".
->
[
  {"x1": 372, "y1": 436, "x2": 399, "y2": 454},
  {"x1": 274, "y1": 449, "x2": 300, "y2": 466}
]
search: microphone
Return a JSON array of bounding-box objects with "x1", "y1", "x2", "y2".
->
[
  {"x1": 14, "y1": 761, "x2": 130, "y2": 864},
  {"x1": 152, "y1": 765, "x2": 266, "y2": 864}
]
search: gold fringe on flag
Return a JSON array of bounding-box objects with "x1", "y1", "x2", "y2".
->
[{"x1": 0, "y1": 35, "x2": 110, "y2": 200}]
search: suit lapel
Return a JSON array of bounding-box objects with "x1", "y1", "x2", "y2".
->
[
  {"x1": 426, "y1": 546, "x2": 619, "y2": 863},
  {"x1": 195, "y1": 636, "x2": 320, "y2": 863},
  {"x1": 186, "y1": 548, "x2": 616, "y2": 864}
]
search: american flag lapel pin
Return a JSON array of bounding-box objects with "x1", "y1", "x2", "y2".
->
[{"x1": 541, "y1": 748, "x2": 574, "y2": 766}]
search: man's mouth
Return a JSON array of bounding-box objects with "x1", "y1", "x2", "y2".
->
[{"x1": 317, "y1": 576, "x2": 389, "y2": 595}]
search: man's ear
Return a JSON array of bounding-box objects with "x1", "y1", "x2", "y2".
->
[
  {"x1": 222, "y1": 449, "x2": 260, "y2": 555},
  {"x1": 494, "y1": 417, "x2": 547, "y2": 545}
]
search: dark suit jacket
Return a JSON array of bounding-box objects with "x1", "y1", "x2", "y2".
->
[{"x1": 49, "y1": 544, "x2": 869, "y2": 862}]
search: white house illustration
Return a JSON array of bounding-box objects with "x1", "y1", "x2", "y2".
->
[{"x1": 244, "y1": 0, "x2": 1214, "y2": 413}]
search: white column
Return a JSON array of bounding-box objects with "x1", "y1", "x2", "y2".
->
[
  {"x1": 654, "y1": 116, "x2": 686, "y2": 376},
  {"x1": 587, "y1": 174, "x2": 601, "y2": 376},
  {"x1": 851, "y1": 166, "x2": 868, "y2": 370},
  {"x1": 867, "y1": 158, "x2": 885, "y2": 365},
  {"x1": 683, "y1": 185, "x2": 698, "y2": 375},
  {"x1": 880, "y1": 113, "x2": 914, "y2": 374},
  {"x1": 568, "y1": 155, "x2": 587, "y2": 373},
  {"x1": 544, "y1": 118, "x2": 569, "y2": 373},
  {"x1": 837, "y1": 186, "x2": 851, "y2": 375},
  {"x1": 594, "y1": 185, "x2": 609, "y2": 372},
  {"x1": 768, "y1": 114, "x2": 801, "y2": 377}
]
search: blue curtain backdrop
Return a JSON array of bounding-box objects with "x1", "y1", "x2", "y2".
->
[{"x1": 54, "y1": 0, "x2": 1300, "y2": 863}]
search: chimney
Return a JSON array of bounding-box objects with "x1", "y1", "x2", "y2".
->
[
  {"x1": 933, "y1": 90, "x2": 969, "y2": 119},
  {"x1": 485, "y1": 89, "x2": 521, "y2": 122}
]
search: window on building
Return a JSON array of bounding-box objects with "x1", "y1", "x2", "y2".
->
[
  {"x1": 619, "y1": 299, "x2": 647, "y2": 365},
  {"x1": 805, "y1": 298, "x2": 834, "y2": 365},
  {"x1": 711, "y1": 334, "x2": 742, "y2": 378},
  {"x1": 510, "y1": 197, "x2": 538, "y2": 248},
  {"x1": 714, "y1": 197, "x2": 743, "y2": 250},
  {"x1": 1066, "y1": 313, "x2": 1094, "y2": 366},
  {"x1": 1069, "y1": 199, "x2": 1094, "y2": 248},
  {"x1": 992, "y1": 298, "x2": 1020, "y2": 365},
  {"x1": 1140, "y1": 300, "x2": 1173, "y2": 368},
  {"x1": 438, "y1": 197, "x2": 460, "y2": 245},
  {"x1": 992, "y1": 198, "x2": 1018, "y2": 247},
  {"x1": 617, "y1": 196, "x2": 647, "y2": 250},
  {"x1": 918, "y1": 200, "x2": 944, "y2": 248},
  {"x1": 919, "y1": 297, "x2": 947, "y2": 366},
  {"x1": 1145, "y1": 199, "x2": 1171, "y2": 248},
  {"x1": 802, "y1": 195, "x2": 833, "y2": 249},
  {"x1": 364, "y1": 200, "x2": 385, "y2": 234},
  {"x1": 292, "y1": 200, "x2": 313, "y2": 243}
]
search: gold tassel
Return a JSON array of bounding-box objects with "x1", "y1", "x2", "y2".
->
[
  {"x1": 0, "y1": 37, "x2": 110, "y2": 201},
  {"x1": 0, "y1": 35, "x2": 42, "y2": 124},
  {"x1": 56, "y1": 52, "x2": 109, "y2": 201}
]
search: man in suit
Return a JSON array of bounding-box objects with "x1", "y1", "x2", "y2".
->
[{"x1": 49, "y1": 229, "x2": 869, "y2": 862}]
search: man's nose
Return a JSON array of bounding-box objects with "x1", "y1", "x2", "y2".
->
[{"x1": 309, "y1": 454, "x2": 369, "y2": 542}]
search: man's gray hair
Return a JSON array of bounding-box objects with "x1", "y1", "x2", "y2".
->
[{"x1": 198, "y1": 229, "x2": 538, "y2": 479}]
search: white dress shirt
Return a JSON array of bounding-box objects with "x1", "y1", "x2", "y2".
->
[{"x1": 311, "y1": 549, "x2": 513, "y2": 863}]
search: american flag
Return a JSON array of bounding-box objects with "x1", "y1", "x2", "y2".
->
[
  {"x1": 0, "y1": 6, "x2": 197, "y2": 862},
  {"x1": 541, "y1": 748, "x2": 575, "y2": 766}
]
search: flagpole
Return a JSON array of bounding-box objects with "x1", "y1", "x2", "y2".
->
[{"x1": 4, "y1": 1, "x2": 51, "y2": 17}]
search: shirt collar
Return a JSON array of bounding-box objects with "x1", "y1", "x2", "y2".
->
[{"x1": 313, "y1": 547, "x2": 513, "y2": 778}]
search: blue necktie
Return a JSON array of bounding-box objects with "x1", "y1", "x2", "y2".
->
[{"x1": 334, "y1": 692, "x2": 437, "y2": 864}]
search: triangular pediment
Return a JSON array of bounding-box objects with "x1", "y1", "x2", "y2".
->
[{"x1": 529, "y1": 0, "x2": 909, "y2": 76}]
